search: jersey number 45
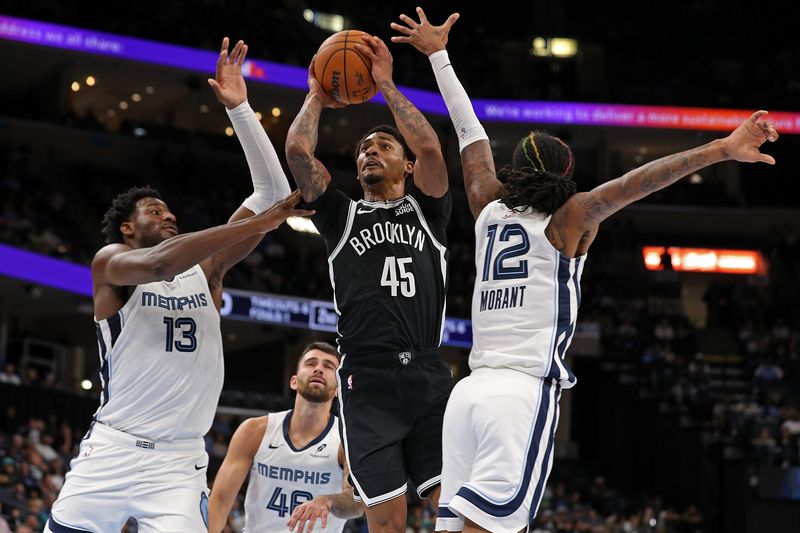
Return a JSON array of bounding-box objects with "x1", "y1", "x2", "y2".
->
[{"x1": 381, "y1": 256, "x2": 416, "y2": 297}]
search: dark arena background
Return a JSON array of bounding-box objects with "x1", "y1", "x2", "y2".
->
[{"x1": 1, "y1": 2, "x2": 799, "y2": 532}]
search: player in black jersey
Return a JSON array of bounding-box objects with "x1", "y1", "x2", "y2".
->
[{"x1": 285, "y1": 35, "x2": 452, "y2": 533}]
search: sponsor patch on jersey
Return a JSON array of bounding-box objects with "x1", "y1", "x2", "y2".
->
[
  {"x1": 394, "y1": 202, "x2": 413, "y2": 216},
  {"x1": 311, "y1": 443, "x2": 330, "y2": 458}
]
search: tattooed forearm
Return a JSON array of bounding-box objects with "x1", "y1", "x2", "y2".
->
[
  {"x1": 379, "y1": 81, "x2": 439, "y2": 150},
  {"x1": 286, "y1": 97, "x2": 327, "y2": 200},
  {"x1": 287, "y1": 97, "x2": 321, "y2": 155},
  {"x1": 578, "y1": 140, "x2": 725, "y2": 225},
  {"x1": 328, "y1": 490, "x2": 363, "y2": 519},
  {"x1": 461, "y1": 141, "x2": 502, "y2": 219}
]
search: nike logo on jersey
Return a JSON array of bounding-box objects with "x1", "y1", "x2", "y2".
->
[
  {"x1": 356, "y1": 208, "x2": 376, "y2": 214},
  {"x1": 194, "y1": 464, "x2": 207, "y2": 470},
  {"x1": 268, "y1": 444, "x2": 281, "y2": 449}
]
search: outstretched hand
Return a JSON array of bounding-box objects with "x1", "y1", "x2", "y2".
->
[
  {"x1": 258, "y1": 190, "x2": 315, "y2": 233},
  {"x1": 307, "y1": 56, "x2": 346, "y2": 108},
  {"x1": 390, "y1": 7, "x2": 459, "y2": 56},
  {"x1": 208, "y1": 37, "x2": 249, "y2": 110},
  {"x1": 724, "y1": 110, "x2": 780, "y2": 165},
  {"x1": 353, "y1": 36, "x2": 394, "y2": 85}
]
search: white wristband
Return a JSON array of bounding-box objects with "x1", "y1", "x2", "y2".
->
[
  {"x1": 428, "y1": 50, "x2": 488, "y2": 152},
  {"x1": 227, "y1": 100, "x2": 291, "y2": 214}
]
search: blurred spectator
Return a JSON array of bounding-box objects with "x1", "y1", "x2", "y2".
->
[{"x1": 0, "y1": 364, "x2": 21, "y2": 386}]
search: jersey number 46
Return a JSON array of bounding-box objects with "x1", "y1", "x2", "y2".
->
[{"x1": 267, "y1": 487, "x2": 313, "y2": 517}]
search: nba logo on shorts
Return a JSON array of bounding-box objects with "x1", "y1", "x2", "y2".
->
[
  {"x1": 347, "y1": 374, "x2": 353, "y2": 389},
  {"x1": 398, "y1": 352, "x2": 412, "y2": 365}
]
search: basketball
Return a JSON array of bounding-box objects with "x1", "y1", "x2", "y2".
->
[{"x1": 313, "y1": 30, "x2": 377, "y2": 105}]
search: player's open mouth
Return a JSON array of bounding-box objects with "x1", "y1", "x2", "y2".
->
[{"x1": 363, "y1": 160, "x2": 381, "y2": 169}]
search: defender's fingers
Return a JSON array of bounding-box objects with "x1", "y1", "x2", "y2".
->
[{"x1": 390, "y1": 22, "x2": 414, "y2": 35}]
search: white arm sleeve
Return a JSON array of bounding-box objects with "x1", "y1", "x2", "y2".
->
[
  {"x1": 226, "y1": 100, "x2": 292, "y2": 214},
  {"x1": 428, "y1": 50, "x2": 488, "y2": 153}
]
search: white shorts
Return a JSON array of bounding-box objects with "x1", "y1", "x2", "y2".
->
[
  {"x1": 436, "y1": 368, "x2": 561, "y2": 533},
  {"x1": 45, "y1": 422, "x2": 209, "y2": 533}
]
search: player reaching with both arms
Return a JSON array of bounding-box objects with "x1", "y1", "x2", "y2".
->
[
  {"x1": 285, "y1": 31, "x2": 452, "y2": 533},
  {"x1": 392, "y1": 8, "x2": 779, "y2": 533},
  {"x1": 45, "y1": 38, "x2": 309, "y2": 532}
]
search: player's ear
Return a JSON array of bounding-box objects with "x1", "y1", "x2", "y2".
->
[
  {"x1": 404, "y1": 159, "x2": 414, "y2": 176},
  {"x1": 120, "y1": 221, "x2": 134, "y2": 238},
  {"x1": 290, "y1": 375, "x2": 298, "y2": 392}
]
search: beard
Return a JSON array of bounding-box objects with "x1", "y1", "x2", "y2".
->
[{"x1": 296, "y1": 379, "x2": 335, "y2": 403}]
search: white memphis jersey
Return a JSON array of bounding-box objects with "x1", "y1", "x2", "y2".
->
[
  {"x1": 92, "y1": 264, "x2": 224, "y2": 441},
  {"x1": 244, "y1": 410, "x2": 345, "y2": 533},
  {"x1": 469, "y1": 200, "x2": 586, "y2": 388}
]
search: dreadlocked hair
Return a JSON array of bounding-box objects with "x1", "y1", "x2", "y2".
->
[
  {"x1": 101, "y1": 186, "x2": 162, "y2": 244},
  {"x1": 498, "y1": 131, "x2": 576, "y2": 214}
]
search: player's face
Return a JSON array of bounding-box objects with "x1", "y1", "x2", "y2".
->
[
  {"x1": 124, "y1": 198, "x2": 178, "y2": 247},
  {"x1": 356, "y1": 133, "x2": 412, "y2": 187},
  {"x1": 292, "y1": 349, "x2": 339, "y2": 403}
]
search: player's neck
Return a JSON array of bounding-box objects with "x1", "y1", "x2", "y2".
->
[
  {"x1": 362, "y1": 182, "x2": 405, "y2": 203},
  {"x1": 289, "y1": 401, "x2": 331, "y2": 443}
]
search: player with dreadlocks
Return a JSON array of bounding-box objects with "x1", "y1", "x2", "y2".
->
[{"x1": 393, "y1": 8, "x2": 779, "y2": 533}]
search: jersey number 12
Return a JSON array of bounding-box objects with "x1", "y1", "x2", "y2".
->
[{"x1": 481, "y1": 223, "x2": 530, "y2": 281}]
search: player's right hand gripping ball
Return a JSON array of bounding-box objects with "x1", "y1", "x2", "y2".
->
[{"x1": 313, "y1": 30, "x2": 377, "y2": 105}]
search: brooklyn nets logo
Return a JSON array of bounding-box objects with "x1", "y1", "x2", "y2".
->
[{"x1": 398, "y1": 352, "x2": 412, "y2": 365}]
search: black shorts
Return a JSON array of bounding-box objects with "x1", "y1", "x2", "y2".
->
[{"x1": 336, "y1": 349, "x2": 453, "y2": 507}]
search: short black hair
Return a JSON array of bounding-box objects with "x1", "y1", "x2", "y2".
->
[
  {"x1": 354, "y1": 124, "x2": 415, "y2": 163},
  {"x1": 101, "y1": 186, "x2": 162, "y2": 244},
  {"x1": 298, "y1": 341, "x2": 340, "y2": 369},
  {"x1": 498, "y1": 132, "x2": 576, "y2": 215}
]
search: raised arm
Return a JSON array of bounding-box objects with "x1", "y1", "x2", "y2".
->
[
  {"x1": 392, "y1": 8, "x2": 500, "y2": 215},
  {"x1": 549, "y1": 111, "x2": 779, "y2": 255},
  {"x1": 207, "y1": 417, "x2": 267, "y2": 533},
  {"x1": 287, "y1": 444, "x2": 363, "y2": 532},
  {"x1": 94, "y1": 192, "x2": 311, "y2": 309},
  {"x1": 202, "y1": 37, "x2": 293, "y2": 286},
  {"x1": 355, "y1": 34, "x2": 448, "y2": 197},
  {"x1": 285, "y1": 61, "x2": 343, "y2": 203}
]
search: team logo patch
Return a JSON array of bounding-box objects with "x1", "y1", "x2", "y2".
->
[
  {"x1": 199, "y1": 492, "x2": 209, "y2": 527},
  {"x1": 398, "y1": 351, "x2": 412, "y2": 365}
]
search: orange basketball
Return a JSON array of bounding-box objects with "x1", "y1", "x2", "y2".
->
[{"x1": 313, "y1": 30, "x2": 377, "y2": 105}]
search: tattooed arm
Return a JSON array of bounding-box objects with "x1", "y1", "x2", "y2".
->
[
  {"x1": 286, "y1": 444, "x2": 363, "y2": 532},
  {"x1": 547, "y1": 110, "x2": 779, "y2": 257},
  {"x1": 356, "y1": 36, "x2": 448, "y2": 197},
  {"x1": 391, "y1": 8, "x2": 502, "y2": 217},
  {"x1": 285, "y1": 61, "x2": 343, "y2": 202}
]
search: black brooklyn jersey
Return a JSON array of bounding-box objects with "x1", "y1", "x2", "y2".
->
[{"x1": 309, "y1": 182, "x2": 451, "y2": 355}]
